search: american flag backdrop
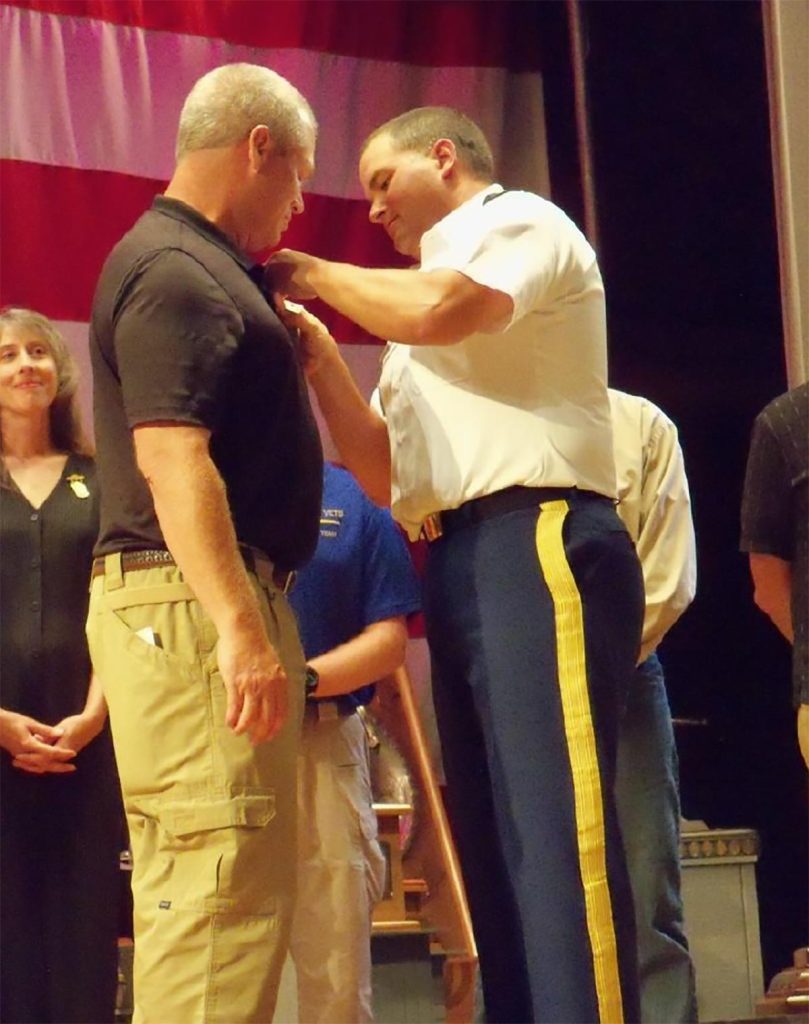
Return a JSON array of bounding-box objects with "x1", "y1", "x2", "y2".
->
[
  {"x1": 0, "y1": 0, "x2": 554, "y2": 763},
  {"x1": 0, "y1": 0, "x2": 550, "y2": 420}
]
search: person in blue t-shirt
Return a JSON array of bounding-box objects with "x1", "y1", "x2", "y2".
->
[{"x1": 288, "y1": 462, "x2": 421, "y2": 1024}]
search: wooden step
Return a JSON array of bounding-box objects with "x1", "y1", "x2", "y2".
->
[
  {"x1": 372, "y1": 919, "x2": 428, "y2": 936},
  {"x1": 404, "y1": 878, "x2": 429, "y2": 920},
  {"x1": 373, "y1": 801, "x2": 413, "y2": 817},
  {"x1": 372, "y1": 803, "x2": 412, "y2": 925}
]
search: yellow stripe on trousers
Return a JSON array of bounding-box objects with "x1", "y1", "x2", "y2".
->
[{"x1": 535, "y1": 499, "x2": 624, "y2": 1024}]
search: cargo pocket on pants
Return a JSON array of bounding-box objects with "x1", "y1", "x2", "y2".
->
[
  {"x1": 359, "y1": 802, "x2": 388, "y2": 906},
  {"x1": 160, "y1": 793, "x2": 277, "y2": 915}
]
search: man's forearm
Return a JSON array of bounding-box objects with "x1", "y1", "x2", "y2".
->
[
  {"x1": 749, "y1": 553, "x2": 794, "y2": 642},
  {"x1": 634, "y1": 431, "x2": 697, "y2": 662},
  {"x1": 135, "y1": 425, "x2": 289, "y2": 744},
  {"x1": 81, "y1": 673, "x2": 108, "y2": 728},
  {"x1": 274, "y1": 254, "x2": 511, "y2": 346},
  {"x1": 308, "y1": 618, "x2": 408, "y2": 699},
  {"x1": 134, "y1": 426, "x2": 265, "y2": 640},
  {"x1": 308, "y1": 347, "x2": 392, "y2": 506},
  {"x1": 637, "y1": 537, "x2": 696, "y2": 661},
  {"x1": 307, "y1": 262, "x2": 450, "y2": 344}
]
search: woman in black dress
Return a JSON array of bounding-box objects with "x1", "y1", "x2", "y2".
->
[{"x1": 0, "y1": 308, "x2": 122, "y2": 1023}]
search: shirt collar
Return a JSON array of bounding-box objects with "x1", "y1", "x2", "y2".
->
[
  {"x1": 151, "y1": 195, "x2": 260, "y2": 280},
  {"x1": 420, "y1": 183, "x2": 504, "y2": 259}
]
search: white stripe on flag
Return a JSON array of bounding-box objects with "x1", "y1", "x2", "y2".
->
[{"x1": 1, "y1": 5, "x2": 549, "y2": 199}]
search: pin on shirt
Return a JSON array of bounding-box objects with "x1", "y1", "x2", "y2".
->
[{"x1": 67, "y1": 474, "x2": 90, "y2": 499}]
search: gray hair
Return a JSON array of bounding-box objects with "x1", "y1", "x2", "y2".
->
[
  {"x1": 0, "y1": 307, "x2": 91, "y2": 457},
  {"x1": 362, "y1": 107, "x2": 495, "y2": 182},
  {"x1": 176, "y1": 63, "x2": 316, "y2": 160}
]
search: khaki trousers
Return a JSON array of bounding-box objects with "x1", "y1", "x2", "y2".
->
[
  {"x1": 290, "y1": 708, "x2": 386, "y2": 1024},
  {"x1": 87, "y1": 555, "x2": 305, "y2": 1024}
]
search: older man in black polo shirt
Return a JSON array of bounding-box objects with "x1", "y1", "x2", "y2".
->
[{"x1": 87, "y1": 64, "x2": 322, "y2": 1023}]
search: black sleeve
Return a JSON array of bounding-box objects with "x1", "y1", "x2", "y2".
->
[
  {"x1": 113, "y1": 249, "x2": 243, "y2": 433},
  {"x1": 740, "y1": 412, "x2": 793, "y2": 559}
]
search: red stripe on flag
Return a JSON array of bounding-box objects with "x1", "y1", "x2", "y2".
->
[
  {"x1": 2, "y1": 0, "x2": 545, "y2": 71},
  {"x1": 0, "y1": 159, "x2": 405, "y2": 342},
  {"x1": 0, "y1": 160, "x2": 159, "y2": 324}
]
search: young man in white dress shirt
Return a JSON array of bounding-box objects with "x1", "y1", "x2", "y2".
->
[{"x1": 267, "y1": 107, "x2": 644, "y2": 1024}]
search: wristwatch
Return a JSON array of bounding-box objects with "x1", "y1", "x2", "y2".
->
[{"x1": 304, "y1": 664, "x2": 320, "y2": 696}]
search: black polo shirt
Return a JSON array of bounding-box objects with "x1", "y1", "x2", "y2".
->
[{"x1": 90, "y1": 196, "x2": 323, "y2": 570}]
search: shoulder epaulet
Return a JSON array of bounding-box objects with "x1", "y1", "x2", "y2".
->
[{"x1": 482, "y1": 189, "x2": 513, "y2": 205}]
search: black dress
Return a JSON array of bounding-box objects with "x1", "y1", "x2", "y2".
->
[{"x1": 0, "y1": 454, "x2": 122, "y2": 1024}]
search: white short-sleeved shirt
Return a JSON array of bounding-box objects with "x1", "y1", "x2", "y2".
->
[{"x1": 375, "y1": 184, "x2": 616, "y2": 539}]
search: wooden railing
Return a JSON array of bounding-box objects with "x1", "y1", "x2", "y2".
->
[{"x1": 370, "y1": 666, "x2": 478, "y2": 1023}]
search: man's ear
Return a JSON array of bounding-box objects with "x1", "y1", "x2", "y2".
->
[
  {"x1": 431, "y1": 138, "x2": 457, "y2": 179},
  {"x1": 248, "y1": 124, "x2": 273, "y2": 170}
]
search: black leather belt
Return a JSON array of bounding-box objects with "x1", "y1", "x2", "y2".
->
[
  {"x1": 91, "y1": 547, "x2": 296, "y2": 593},
  {"x1": 421, "y1": 485, "x2": 609, "y2": 542}
]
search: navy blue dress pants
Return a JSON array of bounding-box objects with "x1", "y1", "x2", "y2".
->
[{"x1": 424, "y1": 494, "x2": 644, "y2": 1023}]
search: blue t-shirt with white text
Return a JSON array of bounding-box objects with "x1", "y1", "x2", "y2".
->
[{"x1": 289, "y1": 463, "x2": 421, "y2": 708}]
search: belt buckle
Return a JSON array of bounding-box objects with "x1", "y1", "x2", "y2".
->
[{"x1": 421, "y1": 513, "x2": 443, "y2": 543}]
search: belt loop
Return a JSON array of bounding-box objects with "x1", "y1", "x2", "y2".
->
[{"x1": 104, "y1": 552, "x2": 124, "y2": 591}]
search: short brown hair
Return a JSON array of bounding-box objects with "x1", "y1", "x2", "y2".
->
[
  {"x1": 362, "y1": 107, "x2": 495, "y2": 181},
  {"x1": 0, "y1": 307, "x2": 91, "y2": 457}
]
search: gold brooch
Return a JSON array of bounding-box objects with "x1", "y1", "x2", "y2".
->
[{"x1": 67, "y1": 474, "x2": 90, "y2": 499}]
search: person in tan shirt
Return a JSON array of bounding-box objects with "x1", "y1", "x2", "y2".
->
[{"x1": 610, "y1": 388, "x2": 698, "y2": 1023}]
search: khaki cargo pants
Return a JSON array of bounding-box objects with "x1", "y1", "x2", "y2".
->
[{"x1": 87, "y1": 554, "x2": 305, "y2": 1024}]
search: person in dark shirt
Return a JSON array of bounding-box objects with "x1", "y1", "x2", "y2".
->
[
  {"x1": 741, "y1": 381, "x2": 809, "y2": 767},
  {"x1": 86, "y1": 64, "x2": 323, "y2": 1023},
  {"x1": 0, "y1": 307, "x2": 121, "y2": 1023}
]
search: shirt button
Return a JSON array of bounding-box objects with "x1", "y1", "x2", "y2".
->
[
  {"x1": 31, "y1": 601, "x2": 40, "y2": 611},
  {"x1": 30, "y1": 512, "x2": 39, "y2": 522},
  {"x1": 31, "y1": 558, "x2": 40, "y2": 568}
]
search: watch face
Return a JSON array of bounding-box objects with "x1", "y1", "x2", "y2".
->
[{"x1": 304, "y1": 666, "x2": 319, "y2": 694}]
